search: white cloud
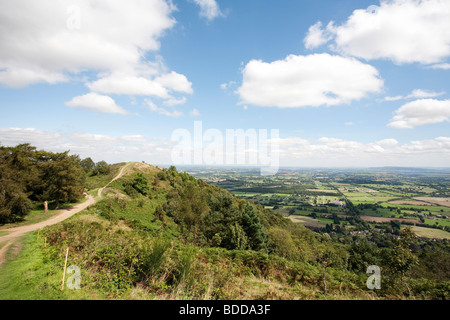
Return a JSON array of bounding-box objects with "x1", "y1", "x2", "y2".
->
[
  {"x1": 0, "y1": 127, "x2": 175, "y2": 164},
  {"x1": 2, "y1": 127, "x2": 450, "y2": 167},
  {"x1": 69, "y1": 132, "x2": 119, "y2": 146},
  {"x1": 376, "y1": 138, "x2": 398, "y2": 147},
  {"x1": 65, "y1": 93, "x2": 128, "y2": 114},
  {"x1": 163, "y1": 97, "x2": 188, "y2": 107},
  {"x1": 155, "y1": 71, "x2": 193, "y2": 94},
  {"x1": 385, "y1": 89, "x2": 445, "y2": 101},
  {"x1": 0, "y1": 67, "x2": 68, "y2": 88},
  {"x1": 120, "y1": 135, "x2": 148, "y2": 143},
  {"x1": 304, "y1": 21, "x2": 335, "y2": 50},
  {"x1": 145, "y1": 99, "x2": 184, "y2": 117},
  {"x1": 388, "y1": 99, "x2": 450, "y2": 128},
  {"x1": 0, "y1": 128, "x2": 68, "y2": 151},
  {"x1": 430, "y1": 63, "x2": 450, "y2": 70},
  {"x1": 189, "y1": 108, "x2": 201, "y2": 117},
  {"x1": 192, "y1": 0, "x2": 223, "y2": 21},
  {"x1": 87, "y1": 74, "x2": 171, "y2": 98},
  {"x1": 0, "y1": 0, "x2": 193, "y2": 111},
  {"x1": 86, "y1": 70, "x2": 193, "y2": 108},
  {"x1": 220, "y1": 81, "x2": 236, "y2": 90},
  {"x1": 237, "y1": 53, "x2": 383, "y2": 108},
  {"x1": 0, "y1": 0, "x2": 176, "y2": 85},
  {"x1": 384, "y1": 95, "x2": 404, "y2": 102},
  {"x1": 306, "y1": 0, "x2": 450, "y2": 65},
  {"x1": 274, "y1": 136, "x2": 450, "y2": 167}
]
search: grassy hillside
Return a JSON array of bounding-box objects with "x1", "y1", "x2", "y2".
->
[{"x1": 1, "y1": 162, "x2": 449, "y2": 300}]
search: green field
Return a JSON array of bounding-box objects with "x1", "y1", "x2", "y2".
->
[
  {"x1": 288, "y1": 215, "x2": 327, "y2": 228},
  {"x1": 409, "y1": 226, "x2": 450, "y2": 240}
]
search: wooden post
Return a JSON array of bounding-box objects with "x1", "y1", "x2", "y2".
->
[
  {"x1": 37, "y1": 229, "x2": 40, "y2": 241},
  {"x1": 61, "y1": 248, "x2": 69, "y2": 291}
]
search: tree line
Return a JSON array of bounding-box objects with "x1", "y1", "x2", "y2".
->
[{"x1": 0, "y1": 143, "x2": 109, "y2": 223}]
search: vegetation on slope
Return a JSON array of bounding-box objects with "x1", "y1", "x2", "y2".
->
[{"x1": 0, "y1": 144, "x2": 449, "y2": 300}]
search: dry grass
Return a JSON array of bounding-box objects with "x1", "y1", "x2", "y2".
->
[{"x1": 414, "y1": 197, "x2": 450, "y2": 207}]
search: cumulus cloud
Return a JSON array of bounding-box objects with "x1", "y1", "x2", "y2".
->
[
  {"x1": 155, "y1": 71, "x2": 194, "y2": 95},
  {"x1": 0, "y1": 128, "x2": 68, "y2": 151},
  {"x1": 376, "y1": 139, "x2": 399, "y2": 147},
  {"x1": 305, "y1": 0, "x2": 450, "y2": 65},
  {"x1": 163, "y1": 97, "x2": 188, "y2": 107},
  {"x1": 192, "y1": 0, "x2": 223, "y2": 21},
  {"x1": 237, "y1": 53, "x2": 383, "y2": 108},
  {"x1": 430, "y1": 63, "x2": 450, "y2": 70},
  {"x1": 0, "y1": 0, "x2": 192, "y2": 113},
  {"x1": 0, "y1": 127, "x2": 176, "y2": 164},
  {"x1": 2, "y1": 127, "x2": 450, "y2": 167},
  {"x1": 304, "y1": 21, "x2": 335, "y2": 50},
  {"x1": 65, "y1": 93, "x2": 128, "y2": 114},
  {"x1": 145, "y1": 99, "x2": 184, "y2": 118},
  {"x1": 385, "y1": 89, "x2": 445, "y2": 101},
  {"x1": 273, "y1": 136, "x2": 450, "y2": 167},
  {"x1": 87, "y1": 74, "x2": 170, "y2": 98},
  {"x1": 0, "y1": 0, "x2": 175, "y2": 84},
  {"x1": 388, "y1": 99, "x2": 450, "y2": 129}
]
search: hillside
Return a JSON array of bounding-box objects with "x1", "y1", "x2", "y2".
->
[{"x1": 1, "y1": 160, "x2": 449, "y2": 300}]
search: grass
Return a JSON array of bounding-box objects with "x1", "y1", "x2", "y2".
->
[
  {"x1": 1, "y1": 207, "x2": 376, "y2": 300},
  {"x1": 409, "y1": 226, "x2": 450, "y2": 240},
  {"x1": 0, "y1": 197, "x2": 91, "y2": 231},
  {"x1": 288, "y1": 215, "x2": 327, "y2": 228},
  {"x1": 0, "y1": 232, "x2": 96, "y2": 300},
  {"x1": 84, "y1": 163, "x2": 126, "y2": 191}
]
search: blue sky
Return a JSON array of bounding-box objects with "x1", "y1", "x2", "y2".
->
[{"x1": 1, "y1": 0, "x2": 450, "y2": 167}]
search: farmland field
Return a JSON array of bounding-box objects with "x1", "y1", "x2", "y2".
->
[
  {"x1": 414, "y1": 197, "x2": 450, "y2": 207},
  {"x1": 288, "y1": 215, "x2": 328, "y2": 228},
  {"x1": 410, "y1": 226, "x2": 450, "y2": 240},
  {"x1": 183, "y1": 166, "x2": 450, "y2": 240},
  {"x1": 360, "y1": 215, "x2": 422, "y2": 225},
  {"x1": 388, "y1": 200, "x2": 434, "y2": 206}
]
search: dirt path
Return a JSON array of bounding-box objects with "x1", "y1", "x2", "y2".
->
[
  {"x1": 97, "y1": 162, "x2": 130, "y2": 198},
  {"x1": 0, "y1": 163, "x2": 129, "y2": 268}
]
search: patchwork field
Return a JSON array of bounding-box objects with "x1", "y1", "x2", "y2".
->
[
  {"x1": 414, "y1": 197, "x2": 450, "y2": 207},
  {"x1": 288, "y1": 215, "x2": 328, "y2": 228},
  {"x1": 187, "y1": 167, "x2": 450, "y2": 239},
  {"x1": 388, "y1": 200, "x2": 435, "y2": 206},
  {"x1": 410, "y1": 226, "x2": 450, "y2": 240},
  {"x1": 360, "y1": 215, "x2": 422, "y2": 225}
]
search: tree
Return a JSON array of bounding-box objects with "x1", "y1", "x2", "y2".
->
[
  {"x1": 0, "y1": 144, "x2": 35, "y2": 222},
  {"x1": 80, "y1": 157, "x2": 95, "y2": 173},
  {"x1": 385, "y1": 226, "x2": 419, "y2": 282},
  {"x1": 241, "y1": 203, "x2": 267, "y2": 250},
  {"x1": 38, "y1": 151, "x2": 85, "y2": 209},
  {"x1": 0, "y1": 144, "x2": 91, "y2": 221},
  {"x1": 267, "y1": 227, "x2": 298, "y2": 260},
  {"x1": 132, "y1": 173, "x2": 150, "y2": 196},
  {"x1": 92, "y1": 160, "x2": 111, "y2": 176},
  {"x1": 332, "y1": 212, "x2": 340, "y2": 225},
  {"x1": 348, "y1": 237, "x2": 381, "y2": 272}
]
